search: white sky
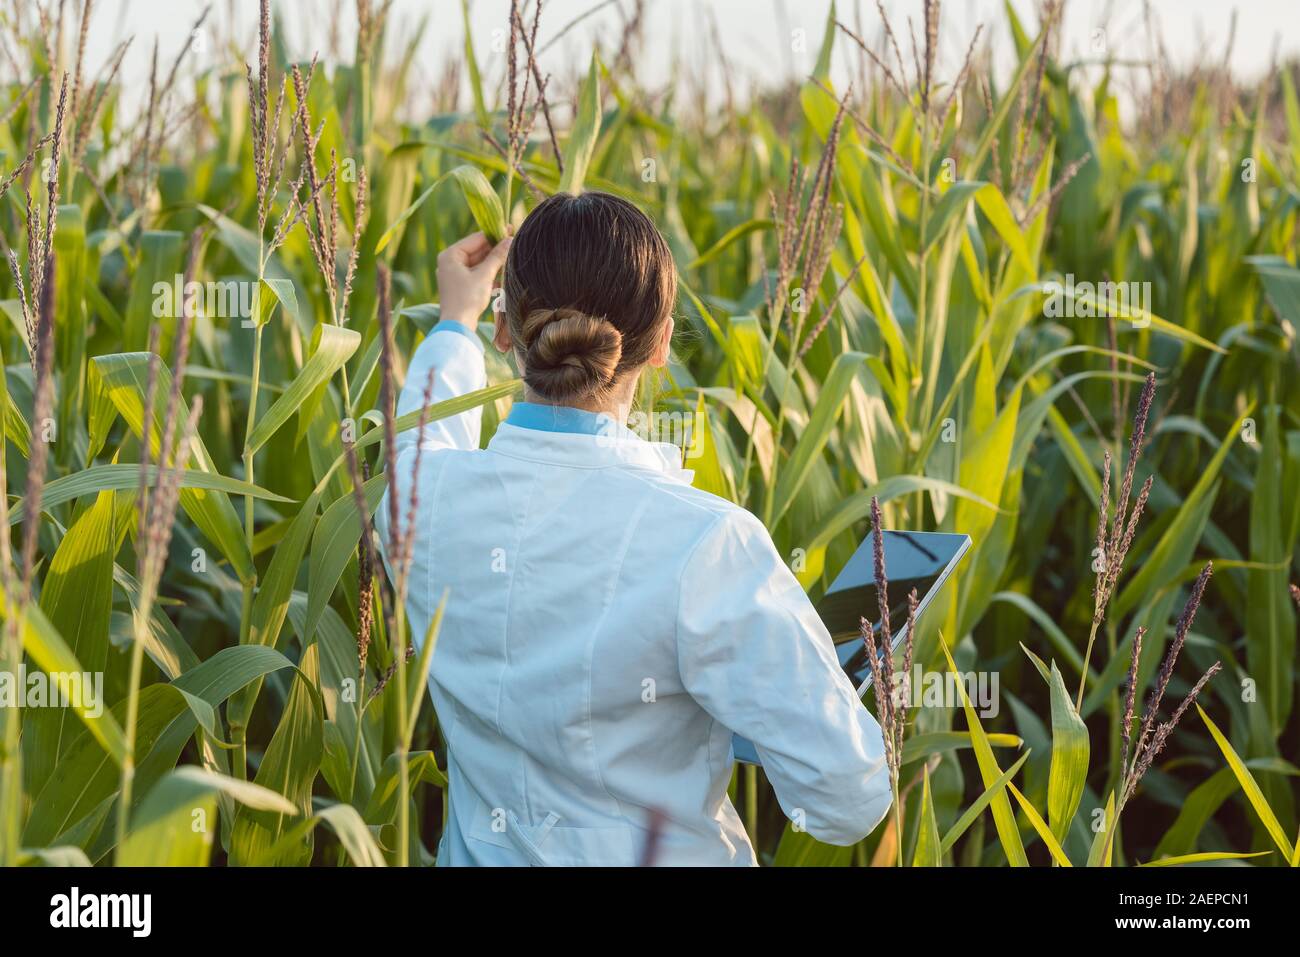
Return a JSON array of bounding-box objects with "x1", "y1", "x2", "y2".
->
[{"x1": 75, "y1": 0, "x2": 1300, "y2": 119}]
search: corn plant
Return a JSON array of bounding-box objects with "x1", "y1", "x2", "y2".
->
[{"x1": 0, "y1": 0, "x2": 1295, "y2": 867}]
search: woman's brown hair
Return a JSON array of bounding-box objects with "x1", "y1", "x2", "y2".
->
[{"x1": 503, "y1": 191, "x2": 677, "y2": 404}]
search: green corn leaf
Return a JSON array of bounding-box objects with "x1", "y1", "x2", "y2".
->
[
  {"x1": 1044, "y1": 661, "x2": 1089, "y2": 848},
  {"x1": 1007, "y1": 781, "x2": 1072, "y2": 866},
  {"x1": 379, "y1": 162, "x2": 509, "y2": 255},
  {"x1": 807, "y1": 475, "x2": 997, "y2": 552},
  {"x1": 364, "y1": 751, "x2": 448, "y2": 826},
  {"x1": 1112, "y1": 404, "x2": 1254, "y2": 620},
  {"x1": 558, "y1": 54, "x2": 601, "y2": 194},
  {"x1": 315, "y1": 803, "x2": 388, "y2": 867},
  {"x1": 21, "y1": 646, "x2": 299, "y2": 852},
  {"x1": 91, "y1": 353, "x2": 257, "y2": 583},
  {"x1": 352, "y1": 380, "x2": 521, "y2": 455},
  {"x1": 1087, "y1": 791, "x2": 1117, "y2": 867},
  {"x1": 119, "y1": 768, "x2": 297, "y2": 866},
  {"x1": 2, "y1": 596, "x2": 128, "y2": 771},
  {"x1": 448, "y1": 164, "x2": 507, "y2": 243},
  {"x1": 1155, "y1": 759, "x2": 1300, "y2": 859},
  {"x1": 940, "y1": 751, "x2": 1032, "y2": 854},
  {"x1": 901, "y1": 731, "x2": 1022, "y2": 766},
  {"x1": 245, "y1": 325, "x2": 360, "y2": 455},
  {"x1": 1010, "y1": 281, "x2": 1225, "y2": 354},
  {"x1": 772, "y1": 824, "x2": 854, "y2": 867},
  {"x1": 769, "y1": 352, "x2": 868, "y2": 525},
  {"x1": 230, "y1": 645, "x2": 324, "y2": 866},
  {"x1": 924, "y1": 182, "x2": 1032, "y2": 276},
  {"x1": 1198, "y1": 704, "x2": 1295, "y2": 860},
  {"x1": 248, "y1": 487, "x2": 322, "y2": 649},
  {"x1": 15, "y1": 846, "x2": 94, "y2": 867},
  {"x1": 938, "y1": 633, "x2": 1029, "y2": 866},
  {"x1": 25, "y1": 491, "x2": 118, "y2": 797},
  {"x1": 689, "y1": 393, "x2": 734, "y2": 501},
  {"x1": 122, "y1": 231, "x2": 184, "y2": 352},
  {"x1": 254, "y1": 277, "x2": 299, "y2": 329},
  {"x1": 686, "y1": 218, "x2": 774, "y2": 270},
  {"x1": 1139, "y1": 851, "x2": 1273, "y2": 867},
  {"x1": 405, "y1": 592, "x2": 448, "y2": 745},
  {"x1": 460, "y1": 0, "x2": 490, "y2": 130},
  {"x1": 304, "y1": 472, "x2": 386, "y2": 646},
  {"x1": 1246, "y1": 402, "x2": 1295, "y2": 735},
  {"x1": 13, "y1": 464, "x2": 292, "y2": 522},
  {"x1": 911, "y1": 767, "x2": 943, "y2": 867}
]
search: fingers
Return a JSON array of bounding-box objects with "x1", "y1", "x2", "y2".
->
[
  {"x1": 441, "y1": 231, "x2": 490, "y2": 266},
  {"x1": 474, "y1": 235, "x2": 512, "y2": 275}
]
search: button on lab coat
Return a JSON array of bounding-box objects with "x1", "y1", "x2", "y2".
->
[{"x1": 378, "y1": 321, "x2": 892, "y2": 866}]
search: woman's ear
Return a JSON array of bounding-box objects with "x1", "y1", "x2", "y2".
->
[
  {"x1": 647, "y1": 317, "x2": 674, "y2": 368},
  {"x1": 493, "y1": 314, "x2": 512, "y2": 353}
]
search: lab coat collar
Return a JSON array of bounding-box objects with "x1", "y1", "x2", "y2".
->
[{"x1": 490, "y1": 404, "x2": 694, "y2": 482}]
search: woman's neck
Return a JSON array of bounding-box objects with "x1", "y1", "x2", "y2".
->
[{"x1": 521, "y1": 379, "x2": 637, "y2": 423}]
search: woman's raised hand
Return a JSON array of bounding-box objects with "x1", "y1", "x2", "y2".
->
[{"x1": 436, "y1": 231, "x2": 512, "y2": 330}]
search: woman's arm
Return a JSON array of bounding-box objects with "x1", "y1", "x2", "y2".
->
[
  {"x1": 392, "y1": 232, "x2": 511, "y2": 458},
  {"x1": 378, "y1": 233, "x2": 509, "y2": 584},
  {"x1": 676, "y1": 508, "x2": 893, "y2": 846}
]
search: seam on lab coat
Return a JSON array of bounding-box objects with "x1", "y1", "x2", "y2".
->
[
  {"x1": 504, "y1": 463, "x2": 541, "y2": 823},
  {"x1": 617, "y1": 463, "x2": 730, "y2": 513},
  {"x1": 673, "y1": 510, "x2": 728, "y2": 794},
  {"x1": 583, "y1": 493, "x2": 651, "y2": 820},
  {"x1": 491, "y1": 459, "x2": 526, "y2": 739}
]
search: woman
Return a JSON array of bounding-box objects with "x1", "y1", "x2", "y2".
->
[{"x1": 379, "y1": 191, "x2": 891, "y2": 866}]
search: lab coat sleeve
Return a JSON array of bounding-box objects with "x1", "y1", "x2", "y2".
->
[
  {"x1": 676, "y1": 507, "x2": 893, "y2": 846},
  {"x1": 391, "y1": 320, "x2": 488, "y2": 458},
  {"x1": 376, "y1": 321, "x2": 486, "y2": 590}
]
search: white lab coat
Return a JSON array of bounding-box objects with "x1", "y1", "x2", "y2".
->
[{"x1": 377, "y1": 321, "x2": 892, "y2": 866}]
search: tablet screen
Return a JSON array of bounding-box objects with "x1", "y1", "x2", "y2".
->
[
  {"x1": 731, "y1": 529, "x2": 970, "y2": 766},
  {"x1": 817, "y1": 530, "x2": 971, "y2": 690}
]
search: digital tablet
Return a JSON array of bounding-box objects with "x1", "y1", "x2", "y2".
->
[{"x1": 732, "y1": 529, "x2": 972, "y2": 766}]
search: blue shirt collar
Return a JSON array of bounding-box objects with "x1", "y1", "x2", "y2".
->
[
  {"x1": 491, "y1": 403, "x2": 694, "y2": 482},
  {"x1": 505, "y1": 401, "x2": 621, "y2": 436}
]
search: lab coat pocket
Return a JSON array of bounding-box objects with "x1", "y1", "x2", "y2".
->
[{"x1": 503, "y1": 810, "x2": 639, "y2": 867}]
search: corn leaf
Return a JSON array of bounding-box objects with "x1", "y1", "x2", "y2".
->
[
  {"x1": 448, "y1": 164, "x2": 507, "y2": 243},
  {"x1": 13, "y1": 464, "x2": 292, "y2": 521},
  {"x1": 245, "y1": 325, "x2": 360, "y2": 455},
  {"x1": 1007, "y1": 781, "x2": 1072, "y2": 866},
  {"x1": 25, "y1": 491, "x2": 117, "y2": 797},
  {"x1": 939, "y1": 634, "x2": 1028, "y2": 866},
  {"x1": 1198, "y1": 704, "x2": 1295, "y2": 860},
  {"x1": 558, "y1": 54, "x2": 601, "y2": 194},
  {"x1": 91, "y1": 353, "x2": 257, "y2": 583},
  {"x1": 120, "y1": 768, "x2": 297, "y2": 866},
  {"x1": 1139, "y1": 851, "x2": 1273, "y2": 867},
  {"x1": 940, "y1": 751, "x2": 1032, "y2": 854},
  {"x1": 230, "y1": 645, "x2": 324, "y2": 866},
  {"x1": 912, "y1": 767, "x2": 942, "y2": 866},
  {"x1": 769, "y1": 352, "x2": 868, "y2": 525},
  {"x1": 1046, "y1": 661, "x2": 1089, "y2": 847}
]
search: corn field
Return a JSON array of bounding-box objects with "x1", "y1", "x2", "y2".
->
[{"x1": 0, "y1": 0, "x2": 1297, "y2": 869}]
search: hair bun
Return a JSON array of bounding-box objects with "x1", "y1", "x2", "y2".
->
[{"x1": 520, "y1": 307, "x2": 623, "y2": 403}]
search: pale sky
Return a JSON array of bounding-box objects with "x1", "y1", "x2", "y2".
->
[{"x1": 73, "y1": 0, "x2": 1300, "y2": 121}]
